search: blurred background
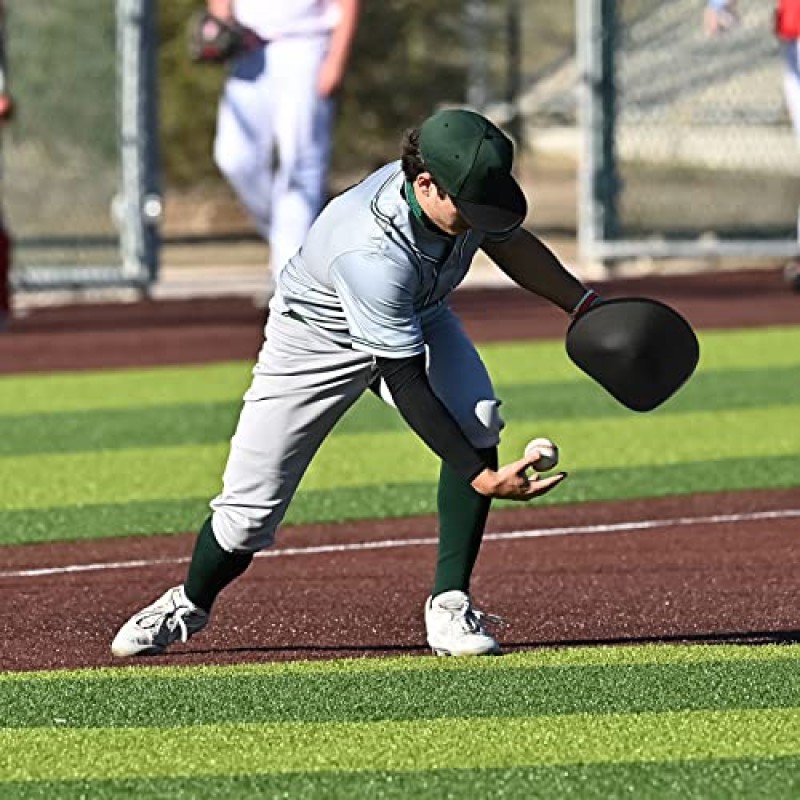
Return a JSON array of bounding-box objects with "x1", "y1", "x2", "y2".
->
[{"x1": 2, "y1": 0, "x2": 798, "y2": 301}]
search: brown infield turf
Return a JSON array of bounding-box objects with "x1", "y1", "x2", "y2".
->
[{"x1": 0, "y1": 267, "x2": 798, "y2": 671}]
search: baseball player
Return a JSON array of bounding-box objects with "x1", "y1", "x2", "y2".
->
[
  {"x1": 0, "y1": 0, "x2": 12, "y2": 328},
  {"x1": 706, "y1": 0, "x2": 800, "y2": 139},
  {"x1": 112, "y1": 108, "x2": 603, "y2": 659},
  {"x1": 775, "y1": 0, "x2": 800, "y2": 291},
  {"x1": 706, "y1": 0, "x2": 800, "y2": 291},
  {"x1": 206, "y1": 0, "x2": 360, "y2": 286},
  {"x1": 0, "y1": 0, "x2": 10, "y2": 123}
]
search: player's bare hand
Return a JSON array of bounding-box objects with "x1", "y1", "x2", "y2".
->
[
  {"x1": 471, "y1": 456, "x2": 567, "y2": 501},
  {"x1": 703, "y1": 3, "x2": 738, "y2": 37},
  {"x1": 0, "y1": 95, "x2": 13, "y2": 123},
  {"x1": 206, "y1": 0, "x2": 234, "y2": 21},
  {"x1": 317, "y1": 55, "x2": 346, "y2": 97}
]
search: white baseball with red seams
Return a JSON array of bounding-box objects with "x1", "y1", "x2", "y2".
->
[{"x1": 524, "y1": 437, "x2": 559, "y2": 472}]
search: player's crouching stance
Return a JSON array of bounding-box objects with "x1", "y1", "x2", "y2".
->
[{"x1": 112, "y1": 108, "x2": 601, "y2": 659}]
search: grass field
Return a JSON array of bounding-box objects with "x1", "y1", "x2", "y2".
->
[
  {"x1": 1, "y1": 326, "x2": 799, "y2": 546},
  {"x1": 2, "y1": 324, "x2": 799, "y2": 797},
  {"x1": 2, "y1": 646, "x2": 799, "y2": 797}
]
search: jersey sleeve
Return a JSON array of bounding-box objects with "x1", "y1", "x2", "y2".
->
[{"x1": 330, "y1": 251, "x2": 425, "y2": 358}]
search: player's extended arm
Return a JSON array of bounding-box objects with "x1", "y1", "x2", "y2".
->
[
  {"x1": 704, "y1": 0, "x2": 738, "y2": 36},
  {"x1": 0, "y1": 0, "x2": 12, "y2": 122},
  {"x1": 206, "y1": 0, "x2": 233, "y2": 21},
  {"x1": 482, "y1": 227, "x2": 598, "y2": 316},
  {"x1": 317, "y1": 0, "x2": 360, "y2": 97},
  {"x1": 376, "y1": 354, "x2": 565, "y2": 501}
]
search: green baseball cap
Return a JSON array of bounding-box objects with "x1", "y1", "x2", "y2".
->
[{"x1": 418, "y1": 108, "x2": 527, "y2": 235}]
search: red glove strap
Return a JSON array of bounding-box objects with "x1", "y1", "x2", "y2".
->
[{"x1": 570, "y1": 289, "x2": 601, "y2": 319}]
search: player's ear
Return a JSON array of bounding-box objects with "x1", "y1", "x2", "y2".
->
[{"x1": 416, "y1": 172, "x2": 435, "y2": 194}]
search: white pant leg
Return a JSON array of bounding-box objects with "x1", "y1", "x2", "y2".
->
[
  {"x1": 214, "y1": 47, "x2": 275, "y2": 242},
  {"x1": 783, "y1": 40, "x2": 800, "y2": 144},
  {"x1": 375, "y1": 307, "x2": 503, "y2": 450},
  {"x1": 423, "y1": 308, "x2": 503, "y2": 450},
  {"x1": 267, "y1": 36, "x2": 334, "y2": 275},
  {"x1": 210, "y1": 312, "x2": 375, "y2": 553}
]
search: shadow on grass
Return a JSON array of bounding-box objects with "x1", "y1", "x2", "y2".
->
[
  {"x1": 505, "y1": 629, "x2": 800, "y2": 649},
  {"x1": 173, "y1": 628, "x2": 800, "y2": 660}
]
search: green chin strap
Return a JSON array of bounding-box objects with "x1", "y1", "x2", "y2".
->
[
  {"x1": 405, "y1": 179, "x2": 454, "y2": 237},
  {"x1": 404, "y1": 179, "x2": 427, "y2": 223}
]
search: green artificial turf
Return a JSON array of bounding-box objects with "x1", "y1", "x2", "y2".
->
[
  {"x1": 1, "y1": 453, "x2": 799, "y2": 546},
  {"x1": 3, "y1": 759, "x2": 797, "y2": 800},
  {"x1": 1, "y1": 646, "x2": 799, "y2": 793},
  {"x1": 0, "y1": 362, "x2": 252, "y2": 416},
  {"x1": 3, "y1": 709, "x2": 799, "y2": 781},
  {"x1": 3, "y1": 658, "x2": 799, "y2": 728},
  {"x1": 0, "y1": 326, "x2": 798, "y2": 545},
  {"x1": 0, "y1": 326, "x2": 796, "y2": 417},
  {"x1": 1, "y1": 364, "x2": 799, "y2": 457},
  {"x1": 2, "y1": 405, "x2": 799, "y2": 510}
]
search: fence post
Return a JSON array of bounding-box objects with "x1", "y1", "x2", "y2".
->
[
  {"x1": 505, "y1": 0, "x2": 523, "y2": 149},
  {"x1": 117, "y1": 0, "x2": 161, "y2": 290},
  {"x1": 577, "y1": 0, "x2": 619, "y2": 267},
  {"x1": 465, "y1": 0, "x2": 489, "y2": 111},
  {"x1": 0, "y1": 219, "x2": 9, "y2": 327}
]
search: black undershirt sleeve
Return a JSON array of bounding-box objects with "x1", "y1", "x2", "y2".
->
[{"x1": 375, "y1": 354, "x2": 489, "y2": 483}]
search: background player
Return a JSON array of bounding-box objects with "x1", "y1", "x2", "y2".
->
[
  {"x1": 111, "y1": 108, "x2": 602, "y2": 660},
  {"x1": 207, "y1": 0, "x2": 360, "y2": 291},
  {"x1": 0, "y1": 0, "x2": 13, "y2": 328},
  {"x1": 705, "y1": 0, "x2": 800, "y2": 291}
]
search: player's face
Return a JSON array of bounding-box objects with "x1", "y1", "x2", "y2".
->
[
  {"x1": 430, "y1": 189, "x2": 471, "y2": 236},
  {"x1": 415, "y1": 175, "x2": 471, "y2": 235}
]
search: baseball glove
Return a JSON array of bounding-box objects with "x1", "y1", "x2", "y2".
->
[
  {"x1": 187, "y1": 11, "x2": 255, "y2": 64},
  {"x1": 566, "y1": 297, "x2": 699, "y2": 412}
]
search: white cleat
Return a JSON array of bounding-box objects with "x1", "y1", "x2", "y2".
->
[
  {"x1": 425, "y1": 590, "x2": 502, "y2": 657},
  {"x1": 111, "y1": 585, "x2": 209, "y2": 657}
]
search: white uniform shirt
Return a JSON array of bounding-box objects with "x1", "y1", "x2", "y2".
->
[
  {"x1": 233, "y1": 0, "x2": 341, "y2": 39},
  {"x1": 273, "y1": 162, "x2": 513, "y2": 358}
]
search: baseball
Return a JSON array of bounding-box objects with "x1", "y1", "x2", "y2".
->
[{"x1": 524, "y1": 437, "x2": 559, "y2": 472}]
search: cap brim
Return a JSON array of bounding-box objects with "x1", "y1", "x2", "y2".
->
[{"x1": 454, "y1": 173, "x2": 527, "y2": 235}]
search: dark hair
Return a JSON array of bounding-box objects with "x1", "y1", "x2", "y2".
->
[{"x1": 401, "y1": 128, "x2": 426, "y2": 182}]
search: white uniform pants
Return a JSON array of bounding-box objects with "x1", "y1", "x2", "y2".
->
[
  {"x1": 210, "y1": 309, "x2": 504, "y2": 553},
  {"x1": 214, "y1": 35, "x2": 334, "y2": 277}
]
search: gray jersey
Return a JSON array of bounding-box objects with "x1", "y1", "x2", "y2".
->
[{"x1": 271, "y1": 162, "x2": 508, "y2": 358}]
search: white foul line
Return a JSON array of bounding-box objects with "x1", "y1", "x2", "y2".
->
[{"x1": 2, "y1": 508, "x2": 799, "y2": 581}]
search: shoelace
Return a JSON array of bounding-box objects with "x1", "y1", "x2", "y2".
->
[
  {"x1": 167, "y1": 607, "x2": 192, "y2": 643},
  {"x1": 139, "y1": 597, "x2": 196, "y2": 643},
  {"x1": 457, "y1": 604, "x2": 503, "y2": 635}
]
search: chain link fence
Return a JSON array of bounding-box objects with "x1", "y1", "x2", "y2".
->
[
  {"x1": 3, "y1": 0, "x2": 159, "y2": 291},
  {"x1": 576, "y1": 0, "x2": 800, "y2": 263},
  {"x1": 6, "y1": 1, "x2": 793, "y2": 295}
]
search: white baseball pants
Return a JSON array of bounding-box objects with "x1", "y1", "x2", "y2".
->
[
  {"x1": 210, "y1": 309, "x2": 504, "y2": 554},
  {"x1": 214, "y1": 35, "x2": 334, "y2": 277}
]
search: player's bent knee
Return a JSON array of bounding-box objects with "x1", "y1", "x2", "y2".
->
[
  {"x1": 461, "y1": 398, "x2": 504, "y2": 450},
  {"x1": 211, "y1": 507, "x2": 278, "y2": 554},
  {"x1": 213, "y1": 143, "x2": 259, "y2": 185}
]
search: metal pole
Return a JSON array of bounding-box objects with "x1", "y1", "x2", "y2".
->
[
  {"x1": 506, "y1": 0, "x2": 523, "y2": 148},
  {"x1": 117, "y1": 0, "x2": 161, "y2": 288},
  {"x1": 141, "y1": 0, "x2": 162, "y2": 286},
  {"x1": 577, "y1": 0, "x2": 619, "y2": 266},
  {"x1": 465, "y1": 0, "x2": 489, "y2": 110},
  {"x1": 599, "y1": 0, "x2": 619, "y2": 244}
]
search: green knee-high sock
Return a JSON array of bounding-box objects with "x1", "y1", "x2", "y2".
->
[
  {"x1": 183, "y1": 516, "x2": 253, "y2": 612},
  {"x1": 432, "y1": 447, "x2": 497, "y2": 598}
]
